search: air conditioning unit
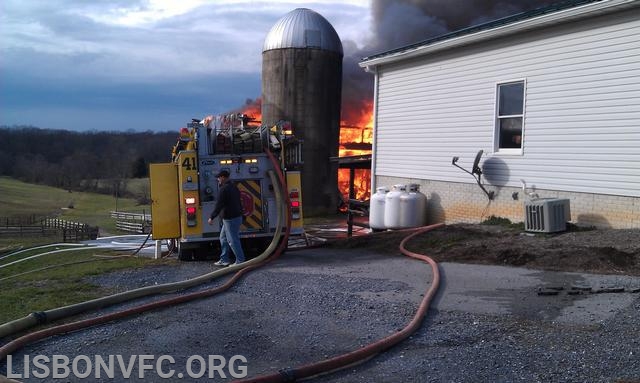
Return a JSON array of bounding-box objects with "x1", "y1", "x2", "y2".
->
[{"x1": 524, "y1": 198, "x2": 571, "y2": 233}]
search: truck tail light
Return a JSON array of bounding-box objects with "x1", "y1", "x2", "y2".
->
[
  {"x1": 186, "y1": 206, "x2": 197, "y2": 227},
  {"x1": 290, "y1": 200, "x2": 300, "y2": 220}
]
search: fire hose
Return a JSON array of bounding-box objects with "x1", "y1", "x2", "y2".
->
[
  {"x1": 1, "y1": 223, "x2": 443, "y2": 382},
  {"x1": 1, "y1": 163, "x2": 443, "y2": 382},
  {"x1": 0, "y1": 149, "x2": 290, "y2": 360},
  {"x1": 0, "y1": 149, "x2": 289, "y2": 344},
  {"x1": 234, "y1": 222, "x2": 444, "y2": 383}
]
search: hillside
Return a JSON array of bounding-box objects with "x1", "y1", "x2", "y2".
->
[
  {"x1": 0, "y1": 176, "x2": 149, "y2": 232},
  {"x1": 0, "y1": 126, "x2": 176, "y2": 196}
]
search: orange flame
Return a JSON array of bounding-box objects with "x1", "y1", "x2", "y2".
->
[
  {"x1": 240, "y1": 97, "x2": 373, "y2": 203},
  {"x1": 338, "y1": 100, "x2": 373, "y2": 201},
  {"x1": 238, "y1": 98, "x2": 262, "y2": 124}
]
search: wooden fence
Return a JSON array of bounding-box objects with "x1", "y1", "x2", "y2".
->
[
  {"x1": 0, "y1": 214, "x2": 39, "y2": 228},
  {"x1": 0, "y1": 226, "x2": 59, "y2": 237},
  {"x1": 110, "y1": 211, "x2": 151, "y2": 234},
  {"x1": 43, "y1": 218, "x2": 99, "y2": 241},
  {"x1": 42, "y1": 218, "x2": 90, "y2": 230},
  {"x1": 0, "y1": 217, "x2": 98, "y2": 241}
]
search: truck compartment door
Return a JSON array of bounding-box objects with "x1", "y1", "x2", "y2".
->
[{"x1": 149, "y1": 163, "x2": 181, "y2": 239}]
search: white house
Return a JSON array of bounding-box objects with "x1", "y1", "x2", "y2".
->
[{"x1": 359, "y1": 0, "x2": 640, "y2": 229}]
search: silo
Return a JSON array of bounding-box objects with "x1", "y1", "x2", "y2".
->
[{"x1": 262, "y1": 8, "x2": 343, "y2": 216}]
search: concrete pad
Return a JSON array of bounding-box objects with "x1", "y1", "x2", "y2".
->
[{"x1": 434, "y1": 262, "x2": 640, "y2": 324}]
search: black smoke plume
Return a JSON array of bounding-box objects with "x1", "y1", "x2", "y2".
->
[{"x1": 341, "y1": 0, "x2": 558, "y2": 124}]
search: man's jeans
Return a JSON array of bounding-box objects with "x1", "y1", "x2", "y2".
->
[{"x1": 219, "y1": 216, "x2": 246, "y2": 263}]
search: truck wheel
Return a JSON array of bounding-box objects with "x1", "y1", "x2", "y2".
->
[{"x1": 177, "y1": 242, "x2": 193, "y2": 261}]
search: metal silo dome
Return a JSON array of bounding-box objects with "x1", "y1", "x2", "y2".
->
[{"x1": 263, "y1": 8, "x2": 343, "y2": 55}]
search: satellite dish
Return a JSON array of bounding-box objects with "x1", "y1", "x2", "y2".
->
[
  {"x1": 451, "y1": 149, "x2": 494, "y2": 200},
  {"x1": 472, "y1": 150, "x2": 483, "y2": 175}
]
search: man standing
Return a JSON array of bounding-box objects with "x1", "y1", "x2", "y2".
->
[{"x1": 208, "y1": 170, "x2": 246, "y2": 266}]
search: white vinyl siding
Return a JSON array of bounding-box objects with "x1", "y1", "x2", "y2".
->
[{"x1": 373, "y1": 10, "x2": 640, "y2": 197}]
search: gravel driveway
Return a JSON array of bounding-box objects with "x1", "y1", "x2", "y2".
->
[{"x1": 2, "y1": 242, "x2": 639, "y2": 382}]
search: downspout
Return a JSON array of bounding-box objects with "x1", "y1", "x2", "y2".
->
[{"x1": 364, "y1": 64, "x2": 379, "y2": 192}]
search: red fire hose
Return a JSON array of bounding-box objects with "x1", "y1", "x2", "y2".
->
[
  {"x1": 235, "y1": 222, "x2": 444, "y2": 383},
  {"x1": 0, "y1": 149, "x2": 292, "y2": 361},
  {"x1": 1, "y1": 151, "x2": 443, "y2": 382}
]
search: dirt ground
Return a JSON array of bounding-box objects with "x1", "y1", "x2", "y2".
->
[{"x1": 331, "y1": 223, "x2": 640, "y2": 276}]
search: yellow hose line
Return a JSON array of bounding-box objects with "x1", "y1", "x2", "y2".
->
[{"x1": 0, "y1": 170, "x2": 284, "y2": 340}]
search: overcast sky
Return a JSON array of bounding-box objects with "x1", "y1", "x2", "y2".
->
[
  {"x1": 1, "y1": 0, "x2": 556, "y2": 132},
  {"x1": 1, "y1": 0, "x2": 371, "y2": 132}
]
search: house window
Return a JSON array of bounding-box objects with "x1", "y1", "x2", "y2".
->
[{"x1": 496, "y1": 80, "x2": 525, "y2": 152}]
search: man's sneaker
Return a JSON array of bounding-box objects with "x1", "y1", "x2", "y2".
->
[
  {"x1": 214, "y1": 260, "x2": 230, "y2": 267},
  {"x1": 234, "y1": 261, "x2": 245, "y2": 266}
]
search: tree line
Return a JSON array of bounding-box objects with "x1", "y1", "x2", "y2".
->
[{"x1": 0, "y1": 126, "x2": 179, "y2": 199}]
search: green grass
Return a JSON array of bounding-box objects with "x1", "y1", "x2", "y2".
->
[
  {"x1": 0, "y1": 236, "x2": 64, "y2": 254},
  {"x1": 0, "y1": 176, "x2": 150, "y2": 235},
  {"x1": 123, "y1": 177, "x2": 150, "y2": 200},
  {"x1": 0, "y1": 247, "x2": 174, "y2": 323},
  {"x1": 0, "y1": 177, "x2": 175, "y2": 324},
  {"x1": 481, "y1": 215, "x2": 525, "y2": 230},
  {"x1": 0, "y1": 244, "x2": 89, "y2": 267},
  {"x1": 82, "y1": 177, "x2": 150, "y2": 202}
]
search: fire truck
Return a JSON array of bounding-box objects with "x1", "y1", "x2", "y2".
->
[{"x1": 149, "y1": 114, "x2": 303, "y2": 260}]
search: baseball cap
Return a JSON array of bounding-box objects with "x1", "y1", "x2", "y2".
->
[{"x1": 216, "y1": 170, "x2": 230, "y2": 178}]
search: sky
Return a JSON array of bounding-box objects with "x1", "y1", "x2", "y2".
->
[
  {"x1": 1, "y1": 0, "x2": 557, "y2": 132},
  {"x1": 1, "y1": 0, "x2": 372, "y2": 132}
]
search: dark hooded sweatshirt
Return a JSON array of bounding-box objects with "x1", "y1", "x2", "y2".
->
[{"x1": 210, "y1": 180, "x2": 243, "y2": 220}]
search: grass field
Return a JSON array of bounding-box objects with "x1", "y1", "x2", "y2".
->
[
  {"x1": 0, "y1": 245, "x2": 174, "y2": 323},
  {"x1": 0, "y1": 177, "x2": 175, "y2": 325},
  {"x1": 0, "y1": 176, "x2": 150, "y2": 235}
]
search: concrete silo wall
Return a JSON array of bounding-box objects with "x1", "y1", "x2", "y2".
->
[{"x1": 262, "y1": 48, "x2": 343, "y2": 216}]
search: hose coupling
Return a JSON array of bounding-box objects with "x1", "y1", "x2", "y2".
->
[
  {"x1": 278, "y1": 368, "x2": 296, "y2": 382},
  {"x1": 30, "y1": 311, "x2": 48, "y2": 324}
]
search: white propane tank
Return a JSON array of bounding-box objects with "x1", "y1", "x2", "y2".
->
[
  {"x1": 400, "y1": 184, "x2": 428, "y2": 228},
  {"x1": 369, "y1": 187, "x2": 389, "y2": 230},
  {"x1": 413, "y1": 184, "x2": 428, "y2": 226},
  {"x1": 384, "y1": 184, "x2": 407, "y2": 229}
]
